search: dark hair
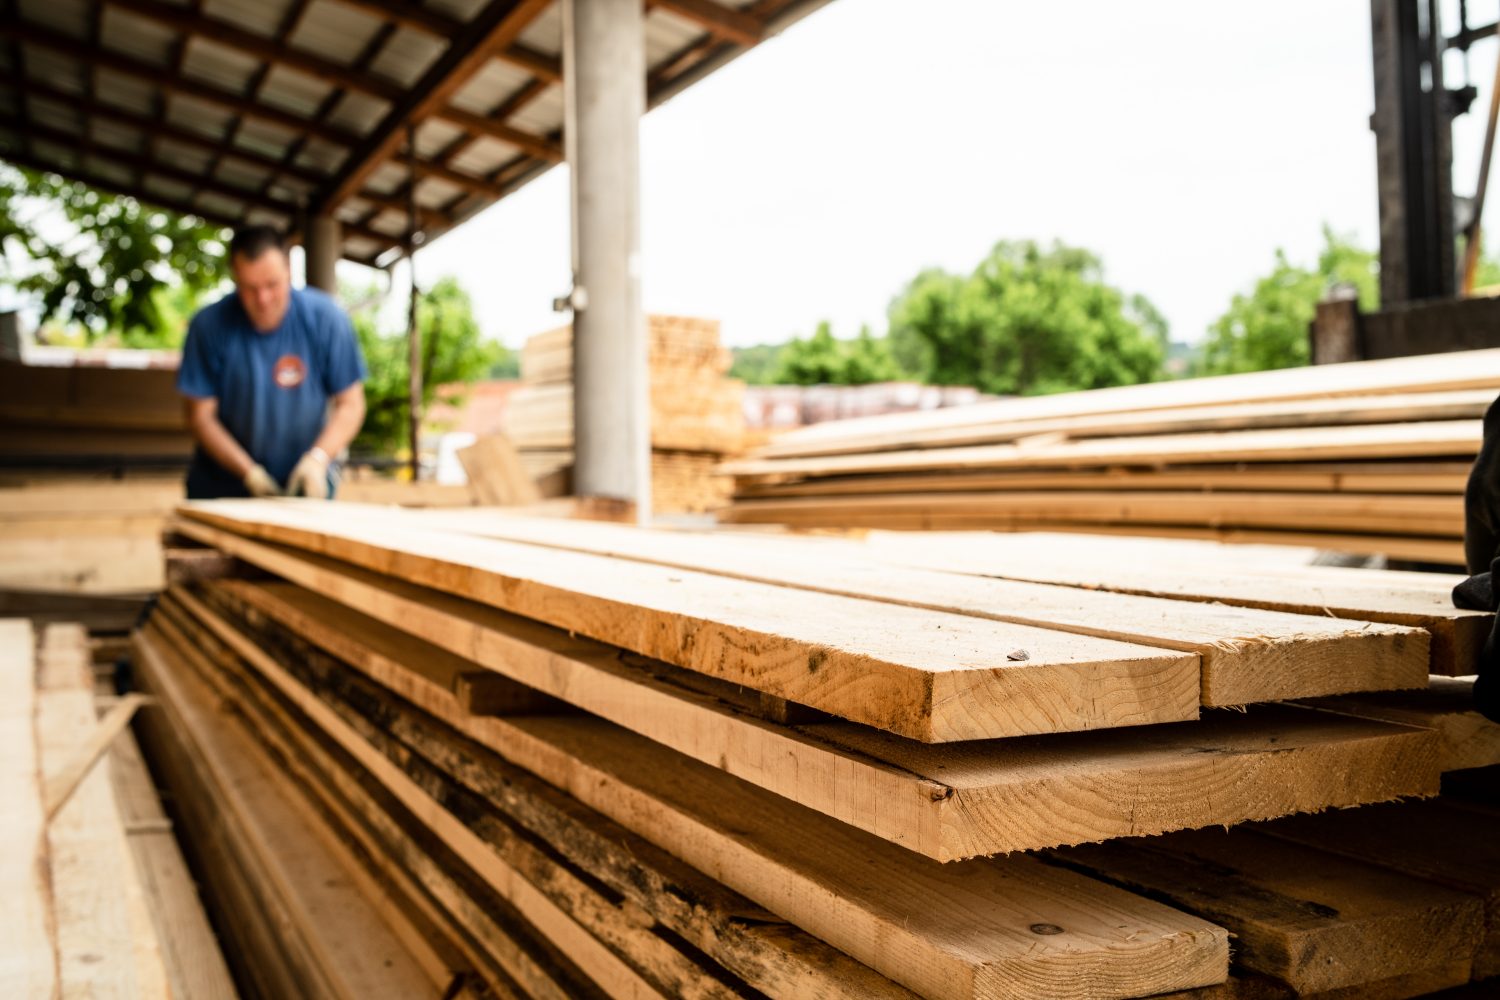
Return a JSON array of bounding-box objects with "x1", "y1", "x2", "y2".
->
[{"x1": 229, "y1": 225, "x2": 287, "y2": 262}]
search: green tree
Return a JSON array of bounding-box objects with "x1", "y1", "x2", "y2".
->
[
  {"x1": 887, "y1": 240, "x2": 1166, "y2": 396},
  {"x1": 0, "y1": 165, "x2": 229, "y2": 345},
  {"x1": 1198, "y1": 227, "x2": 1378, "y2": 376},
  {"x1": 840, "y1": 324, "x2": 902, "y2": 384},
  {"x1": 729, "y1": 343, "x2": 787, "y2": 384},
  {"x1": 345, "y1": 276, "x2": 504, "y2": 455},
  {"x1": 773, "y1": 321, "x2": 846, "y2": 385}
]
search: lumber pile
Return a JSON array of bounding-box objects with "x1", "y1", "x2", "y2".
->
[
  {"x1": 2, "y1": 617, "x2": 234, "y2": 998},
  {"x1": 507, "y1": 316, "x2": 744, "y2": 512},
  {"x1": 719, "y1": 350, "x2": 1500, "y2": 563},
  {"x1": 117, "y1": 497, "x2": 1500, "y2": 996}
]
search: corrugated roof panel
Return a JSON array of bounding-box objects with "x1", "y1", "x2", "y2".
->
[
  {"x1": 507, "y1": 85, "x2": 562, "y2": 135},
  {"x1": 165, "y1": 96, "x2": 238, "y2": 141},
  {"x1": 27, "y1": 48, "x2": 86, "y2": 93},
  {"x1": 265, "y1": 176, "x2": 317, "y2": 203},
  {"x1": 28, "y1": 96, "x2": 85, "y2": 135},
  {"x1": 364, "y1": 160, "x2": 409, "y2": 196},
  {"x1": 93, "y1": 118, "x2": 147, "y2": 155},
  {"x1": 198, "y1": 189, "x2": 253, "y2": 218},
  {"x1": 258, "y1": 64, "x2": 340, "y2": 119},
  {"x1": 83, "y1": 154, "x2": 135, "y2": 190},
  {"x1": 366, "y1": 28, "x2": 446, "y2": 89},
  {"x1": 427, "y1": 0, "x2": 486, "y2": 21},
  {"x1": 291, "y1": 2, "x2": 385, "y2": 69},
  {"x1": 95, "y1": 70, "x2": 158, "y2": 117},
  {"x1": 16, "y1": 0, "x2": 88, "y2": 38},
  {"x1": 235, "y1": 118, "x2": 299, "y2": 160},
  {"x1": 201, "y1": 0, "x2": 290, "y2": 39},
  {"x1": 141, "y1": 174, "x2": 197, "y2": 206},
  {"x1": 294, "y1": 137, "x2": 346, "y2": 174},
  {"x1": 342, "y1": 234, "x2": 383, "y2": 260},
  {"x1": 102, "y1": 7, "x2": 179, "y2": 67},
  {"x1": 415, "y1": 177, "x2": 461, "y2": 209},
  {"x1": 414, "y1": 117, "x2": 463, "y2": 158},
  {"x1": 182, "y1": 38, "x2": 261, "y2": 94},
  {"x1": 323, "y1": 91, "x2": 389, "y2": 136},
  {"x1": 215, "y1": 159, "x2": 272, "y2": 192},
  {"x1": 448, "y1": 57, "x2": 535, "y2": 115},
  {"x1": 517, "y1": 5, "x2": 562, "y2": 57},
  {"x1": 366, "y1": 208, "x2": 411, "y2": 237},
  {"x1": 155, "y1": 138, "x2": 215, "y2": 174},
  {"x1": 449, "y1": 135, "x2": 518, "y2": 173},
  {"x1": 645, "y1": 8, "x2": 706, "y2": 64}
]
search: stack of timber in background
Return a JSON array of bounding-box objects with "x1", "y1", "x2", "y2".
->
[
  {"x1": 506, "y1": 316, "x2": 745, "y2": 512},
  {"x1": 129, "y1": 497, "x2": 1500, "y2": 997},
  {"x1": 719, "y1": 349, "x2": 1500, "y2": 564},
  {"x1": 2, "y1": 617, "x2": 235, "y2": 998}
]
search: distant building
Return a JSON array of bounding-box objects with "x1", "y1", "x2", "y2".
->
[{"x1": 742, "y1": 382, "x2": 987, "y2": 431}]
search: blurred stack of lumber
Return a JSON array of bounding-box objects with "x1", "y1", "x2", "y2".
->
[
  {"x1": 507, "y1": 316, "x2": 744, "y2": 511},
  {"x1": 124, "y1": 498, "x2": 1500, "y2": 997},
  {"x1": 720, "y1": 350, "x2": 1500, "y2": 564},
  {"x1": 2, "y1": 618, "x2": 234, "y2": 998}
]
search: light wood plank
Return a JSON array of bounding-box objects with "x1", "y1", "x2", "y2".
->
[
  {"x1": 178, "y1": 501, "x2": 1201, "y2": 742},
  {"x1": 403, "y1": 512, "x2": 1430, "y2": 707},
  {"x1": 167, "y1": 540, "x2": 1442, "y2": 863},
  {"x1": 1298, "y1": 677, "x2": 1500, "y2": 773},
  {"x1": 162, "y1": 589, "x2": 1232, "y2": 1000}
]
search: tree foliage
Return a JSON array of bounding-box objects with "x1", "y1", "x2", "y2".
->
[
  {"x1": 346, "y1": 276, "x2": 509, "y2": 455},
  {"x1": 728, "y1": 342, "x2": 786, "y2": 385},
  {"x1": 887, "y1": 240, "x2": 1166, "y2": 396},
  {"x1": 0, "y1": 165, "x2": 229, "y2": 344},
  {"x1": 1198, "y1": 227, "x2": 1378, "y2": 376},
  {"x1": 772, "y1": 321, "x2": 904, "y2": 386}
]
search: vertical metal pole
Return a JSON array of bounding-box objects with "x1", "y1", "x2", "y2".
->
[
  {"x1": 406, "y1": 125, "x2": 423, "y2": 483},
  {"x1": 563, "y1": 0, "x2": 650, "y2": 521},
  {"x1": 304, "y1": 215, "x2": 342, "y2": 292}
]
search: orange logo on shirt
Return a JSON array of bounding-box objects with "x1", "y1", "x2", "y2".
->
[{"x1": 273, "y1": 354, "x2": 306, "y2": 389}]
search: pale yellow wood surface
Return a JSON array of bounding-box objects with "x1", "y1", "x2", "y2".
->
[
  {"x1": 169, "y1": 532, "x2": 1442, "y2": 861},
  {"x1": 179, "y1": 500, "x2": 1200, "y2": 742},
  {"x1": 1298, "y1": 677, "x2": 1500, "y2": 773},
  {"x1": 160, "y1": 589, "x2": 1232, "y2": 1000}
]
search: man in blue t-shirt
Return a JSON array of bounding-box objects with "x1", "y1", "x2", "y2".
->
[{"x1": 177, "y1": 226, "x2": 367, "y2": 499}]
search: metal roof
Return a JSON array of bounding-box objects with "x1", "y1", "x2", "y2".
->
[{"x1": 0, "y1": 0, "x2": 832, "y2": 267}]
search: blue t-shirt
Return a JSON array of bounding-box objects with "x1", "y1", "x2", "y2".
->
[{"x1": 177, "y1": 287, "x2": 366, "y2": 498}]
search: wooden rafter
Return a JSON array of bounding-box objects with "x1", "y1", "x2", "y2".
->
[
  {"x1": 328, "y1": 0, "x2": 563, "y2": 81},
  {"x1": 652, "y1": 0, "x2": 762, "y2": 46},
  {"x1": 317, "y1": 0, "x2": 553, "y2": 214}
]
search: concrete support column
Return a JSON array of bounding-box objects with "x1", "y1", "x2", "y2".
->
[
  {"x1": 563, "y1": 0, "x2": 650, "y2": 519},
  {"x1": 304, "y1": 214, "x2": 342, "y2": 293}
]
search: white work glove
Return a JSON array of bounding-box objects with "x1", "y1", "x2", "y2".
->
[
  {"x1": 242, "y1": 464, "x2": 282, "y2": 498},
  {"x1": 287, "y1": 447, "x2": 331, "y2": 499}
]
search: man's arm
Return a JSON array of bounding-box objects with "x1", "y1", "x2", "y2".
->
[
  {"x1": 184, "y1": 396, "x2": 255, "y2": 478},
  {"x1": 313, "y1": 382, "x2": 366, "y2": 458}
]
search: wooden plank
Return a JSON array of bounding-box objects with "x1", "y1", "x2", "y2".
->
[
  {"x1": 161, "y1": 589, "x2": 1232, "y2": 1000},
  {"x1": 860, "y1": 531, "x2": 1489, "y2": 675},
  {"x1": 751, "y1": 388, "x2": 1495, "y2": 459},
  {"x1": 145, "y1": 617, "x2": 597, "y2": 1000},
  {"x1": 404, "y1": 512, "x2": 1430, "y2": 707},
  {"x1": 37, "y1": 623, "x2": 168, "y2": 998},
  {"x1": 1298, "y1": 677, "x2": 1500, "y2": 773},
  {"x1": 456, "y1": 434, "x2": 542, "y2": 506},
  {"x1": 0, "y1": 619, "x2": 56, "y2": 998},
  {"x1": 159, "y1": 593, "x2": 916, "y2": 1000},
  {"x1": 165, "y1": 537, "x2": 1442, "y2": 864},
  {"x1": 722, "y1": 420, "x2": 1482, "y2": 480},
  {"x1": 163, "y1": 597, "x2": 794, "y2": 1000},
  {"x1": 1255, "y1": 800, "x2": 1500, "y2": 980},
  {"x1": 178, "y1": 501, "x2": 1202, "y2": 743},
  {"x1": 42, "y1": 692, "x2": 148, "y2": 820},
  {"x1": 718, "y1": 490, "x2": 1465, "y2": 537},
  {"x1": 129, "y1": 629, "x2": 457, "y2": 999},
  {"x1": 104, "y1": 717, "x2": 237, "y2": 1000},
  {"x1": 734, "y1": 461, "x2": 1475, "y2": 498},
  {"x1": 1051, "y1": 828, "x2": 1483, "y2": 994},
  {"x1": 753, "y1": 348, "x2": 1500, "y2": 458}
]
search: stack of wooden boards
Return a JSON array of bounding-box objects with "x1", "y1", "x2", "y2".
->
[
  {"x1": 0, "y1": 356, "x2": 193, "y2": 468},
  {"x1": 720, "y1": 350, "x2": 1500, "y2": 564},
  {"x1": 506, "y1": 316, "x2": 745, "y2": 512},
  {"x1": 2, "y1": 617, "x2": 235, "y2": 998},
  {"x1": 130, "y1": 499, "x2": 1500, "y2": 997}
]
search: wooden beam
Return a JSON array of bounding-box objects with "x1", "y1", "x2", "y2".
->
[
  {"x1": 104, "y1": 0, "x2": 406, "y2": 101},
  {"x1": 433, "y1": 106, "x2": 561, "y2": 161},
  {"x1": 318, "y1": 0, "x2": 553, "y2": 213},
  {"x1": 653, "y1": 0, "x2": 762, "y2": 46}
]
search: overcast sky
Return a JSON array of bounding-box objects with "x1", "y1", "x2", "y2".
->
[{"x1": 357, "y1": 0, "x2": 1500, "y2": 351}]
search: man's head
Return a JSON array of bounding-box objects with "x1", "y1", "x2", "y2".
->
[{"x1": 229, "y1": 226, "x2": 291, "y2": 333}]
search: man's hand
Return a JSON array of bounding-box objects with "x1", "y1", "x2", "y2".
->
[
  {"x1": 287, "y1": 447, "x2": 330, "y2": 499},
  {"x1": 243, "y1": 464, "x2": 282, "y2": 497}
]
